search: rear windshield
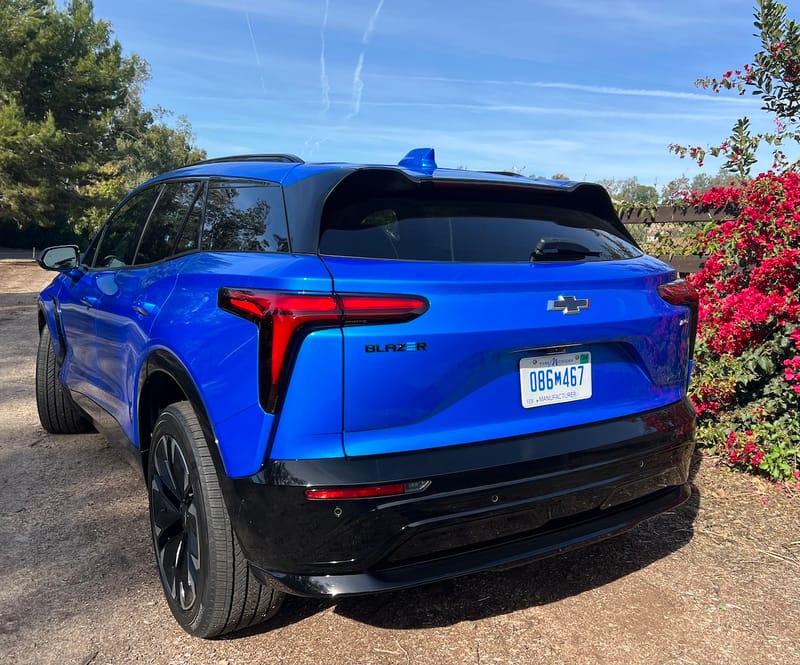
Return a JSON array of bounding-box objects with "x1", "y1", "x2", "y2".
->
[{"x1": 320, "y1": 185, "x2": 641, "y2": 263}]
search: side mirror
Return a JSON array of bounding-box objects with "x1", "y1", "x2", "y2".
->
[{"x1": 37, "y1": 245, "x2": 80, "y2": 271}]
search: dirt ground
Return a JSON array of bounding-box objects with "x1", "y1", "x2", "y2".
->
[{"x1": 0, "y1": 257, "x2": 798, "y2": 665}]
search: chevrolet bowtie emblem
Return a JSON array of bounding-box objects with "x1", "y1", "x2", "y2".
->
[{"x1": 547, "y1": 295, "x2": 590, "y2": 315}]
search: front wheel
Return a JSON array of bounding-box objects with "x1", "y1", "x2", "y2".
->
[
  {"x1": 35, "y1": 325, "x2": 92, "y2": 434},
  {"x1": 148, "y1": 402, "x2": 284, "y2": 637}
]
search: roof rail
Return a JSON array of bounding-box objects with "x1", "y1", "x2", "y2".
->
[{"x1": 188, "y1": 154, "x2": 305, "y2": 166}]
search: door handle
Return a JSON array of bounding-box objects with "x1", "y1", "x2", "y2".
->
[
  {"x1": 133, "y1": 302, "x2": 157, "y2": 317},
  {"x1": 80, "y1": 296, "x2": 99, "y2": 308}
]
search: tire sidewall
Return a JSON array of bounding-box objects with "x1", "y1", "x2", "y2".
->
[
  {"x1": 147, "y1": 406, "x2": 214, "y2": 634},
  {"x1": 35, "y1": 324, "x2": 92, "y2": 433},
  {"x1": 35, "y1": 327, "x2": 51, "y2": 420}
]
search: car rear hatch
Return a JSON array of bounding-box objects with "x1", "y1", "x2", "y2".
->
[{"x1": 318, "y1": 169, "x2": 695, "y2": 457}]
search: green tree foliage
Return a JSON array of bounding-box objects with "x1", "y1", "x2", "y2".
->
[
  {"x1": 670, "y1": 0, "x2": 800, "y2": 177},
  {"x1": 660, "y1": 170, "x2": 738, "y2": 203},
  {"x1": 0, "y1": 0, "x2": 204, "y2": 238},
  {"x1": 77, "y1": 109, "x2": 205, "y2": 234},
  {"x1": 600, "y1": 176, "x2": 659, "y2": 204},
  {"x1": 630, "y1": 184, "x2": 658, "y2": 205}
]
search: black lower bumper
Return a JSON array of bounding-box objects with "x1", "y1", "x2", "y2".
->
[{"x1": 223, "y1": 398, "x2": 696, "y2": 598}]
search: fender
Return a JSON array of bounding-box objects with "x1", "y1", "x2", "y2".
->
[
  {"x1": 137, "y1": 350, "x2": 254, "y2": 537},
  {"x1": 37, "y1": 296, "x2": 67, "y2": 365},
  {"x1": 137, "y1": 348, "x2": 226, "y2": 480}
]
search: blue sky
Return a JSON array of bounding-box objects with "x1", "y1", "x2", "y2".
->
[{"x1": 92, "y1": 0, "x2": 783, "y2": 185}]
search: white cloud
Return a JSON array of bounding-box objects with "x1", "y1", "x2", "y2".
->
[
  {"x1": 348, "y1": 0, "x2": 385, "y2": 119},
  {"x1": 241, "y1": 0, "x2": 266, "y2": 95},
  {"x1": 319, "y1": 0, "x2": 330, "y2": 114},
  {"x1": 375, "y1": 74, "x2": 758, "y2": 105},
  {"x1": 363, "y1": 100, "x2": 745, "y2": 122}
]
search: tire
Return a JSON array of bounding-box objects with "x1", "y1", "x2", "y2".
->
[
  {"x1": 147, "y1": 401, "x2": 284, "y2": 638},
  {"x1": 35, "y1": 325, "x2": 93, "y2": 434}
]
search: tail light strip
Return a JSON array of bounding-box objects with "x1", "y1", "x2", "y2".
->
[
  {"x1": 657, "y1": 279, "x2": 699, "y2": 357},
  {"x1": 219, "y1": 289, "x2": 428, "y2": 413}
]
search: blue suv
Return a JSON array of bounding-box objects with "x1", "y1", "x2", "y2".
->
[{"x1": 36, "y1": 149, "x2": 697, "y2": 637}]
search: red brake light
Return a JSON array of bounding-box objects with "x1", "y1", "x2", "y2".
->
[
  {"x1": 657, "y1": 279, "x2": 698, "y2": 307},
  {"x1": 657, "y1": 279, "x2": 699, "y2": 356},
  {"x1": 339, "y1": 294, "x2": 428, "y2": 321},
  {"x1": 218, "y1": 289, "x2": 428, "y2": 412},
  {"x1": 222, "y1": 292, "x2": 341, "y2": 387}
]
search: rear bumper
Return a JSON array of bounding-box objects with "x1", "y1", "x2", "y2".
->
[{"x1": 223, "y1": 398, "x2": 696, "y2": 597}]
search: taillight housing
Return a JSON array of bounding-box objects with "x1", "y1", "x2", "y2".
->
[
  {"x1": 218, "y1": 289, "x2": 428, "y2": 412},
  {"x1": 657, "y1": 279, "x2": 699, "y2": 357}
]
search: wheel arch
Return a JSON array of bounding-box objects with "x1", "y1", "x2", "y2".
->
[
  {"x1": 137, "y1": 349, "x2": 223, "y2": 481},
  {"x1": 37, "y1": 296, "x2": 67, "y2": 364}
]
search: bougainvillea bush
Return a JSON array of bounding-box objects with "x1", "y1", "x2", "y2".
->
[{"x1": 687, "y1": 171, "x2": 800, "y2": 482}]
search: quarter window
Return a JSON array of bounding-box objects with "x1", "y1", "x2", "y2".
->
[
  {"x1": 174, "y1": 183, "x2": 205, "y2": 255},
  {"x1": 202, "y1": 182, "x2": 289, "y2": 253}
]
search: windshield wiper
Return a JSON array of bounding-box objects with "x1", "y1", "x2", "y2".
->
[{"x1": 530, "y1": 238, "x2": 602, "y2": 262}]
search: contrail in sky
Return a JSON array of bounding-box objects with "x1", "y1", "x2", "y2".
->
[
  {"x1": 319, "y1": 0, "x2": 331, "y2": 113},
  {"x1": 348, "y1": 0, "x2": 384, "y2": 119},
  {"x1": 242, "y1": 0, "x2": 267, "y2": 95}
]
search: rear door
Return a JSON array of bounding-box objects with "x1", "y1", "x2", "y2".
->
[{"x1": 319, "y1": 175, "x2": 691, "y2": 457}]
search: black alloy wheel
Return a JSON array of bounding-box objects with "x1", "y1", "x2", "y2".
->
[{"x1": 150, "y1": 431, "x2": 200, "y2": 611}]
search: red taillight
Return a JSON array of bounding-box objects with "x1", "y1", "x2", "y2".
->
[
  {"x1": 657, "y1": 279, "x2": 698, "y2": 307},
  {"x1": 657, "y1": 279, "x2": 699, "y2": 356},
  {"x1": 218, "y1": 289, "x2": 428, "y2": 412},
  {"x1": 339, "y1": 294, "x2": 428, "y2": 322},
  {"x1": 221, "y1": 291, "x2": 341, "y2": 387}
]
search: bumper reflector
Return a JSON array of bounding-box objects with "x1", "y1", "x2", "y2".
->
[{"x1": 305, "y1": 480, "x2": 430, "y2": 500}]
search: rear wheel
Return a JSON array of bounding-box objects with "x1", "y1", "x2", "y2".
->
[
  {"x1": 147, "y1": 401, "x2": 284, "y2": 638},
  {"x1": 35, "y1": 325, "x2": 92, "y2": 434}
]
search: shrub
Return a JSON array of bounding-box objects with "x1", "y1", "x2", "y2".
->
[
  {"x1": 670, "y1": 0, "x2": 800, "y2": 178},
  {"x1": 687, "y1": 171, "x2": 800, "y2": 481}
]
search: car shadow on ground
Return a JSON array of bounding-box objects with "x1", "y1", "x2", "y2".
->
[{"x1": 238, "y1": 455, "x2": 702, "y2": 635}]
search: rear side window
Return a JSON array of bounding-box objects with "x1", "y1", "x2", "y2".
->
[
  {"x1": 320, "y1": 183, "x2": 641, "y2": 263},
  {"x1": 202, "y1": 181, "x2": 289, "y2": 253},
  {"x1": 135, "y1": 181, "x2": 202, "y2": 265}
]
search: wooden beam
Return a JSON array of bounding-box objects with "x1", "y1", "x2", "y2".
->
[
  {"x1": 619, "y1": 205, "x2": 737, "y2": 224},
  {"x1": 656, "y1": 254, "x2": 708, "y2": 274}
]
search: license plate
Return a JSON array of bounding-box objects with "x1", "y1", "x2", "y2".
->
[{"x1": 519, "y1": 352, "x2": 592, "y2": 408}]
